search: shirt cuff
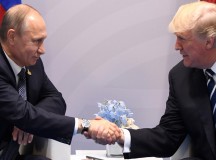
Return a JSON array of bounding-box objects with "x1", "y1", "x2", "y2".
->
[
  {"x1": 122, "y1": 128, "x2": 131, "y2": 153},
  {"x1": 73, "y1": 118, "x2": 79, "y2": 135}
]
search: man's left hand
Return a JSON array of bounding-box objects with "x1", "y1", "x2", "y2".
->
[{"x1": 12, "y1": 126, "x2": 34, "y2": 145}]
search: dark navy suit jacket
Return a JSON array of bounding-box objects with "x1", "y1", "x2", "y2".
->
[
  {"x1": 0, "y1": 46, "x2": 75, "y2": 149},
  {"x1": 124, "y1": 61, "x2": 216, "y2": 160}
]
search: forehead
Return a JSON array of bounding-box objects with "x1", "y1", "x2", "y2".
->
[
  {"x1": 22, "y1": 12, "x2": 47, "y2": 38},
  {"x1": 175, "y1": 30, "x2": 192, "y2": 38}
]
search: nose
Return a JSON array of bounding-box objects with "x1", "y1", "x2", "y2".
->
[
  {"x1": 175, "y1": 39, "x2": 182, "y2": 51},
  {"x1": 37, "y1": 43, "x2": 45, "y2": 55}
]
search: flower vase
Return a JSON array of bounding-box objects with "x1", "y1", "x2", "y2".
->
[{"x1": 106, "y1": 142, "x2": 123, "y2": 157}]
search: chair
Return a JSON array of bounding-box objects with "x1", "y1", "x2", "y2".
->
[
  {"x1": 171, "y1": 135, "x2": 192, "y2": 160},
  {"x1": 19, "y1": 137, "x2": 71, "y2": 160}
]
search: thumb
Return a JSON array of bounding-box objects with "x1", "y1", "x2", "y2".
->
[{"x1": 95, "y1": 116, "x2": 103, "y2": 120}]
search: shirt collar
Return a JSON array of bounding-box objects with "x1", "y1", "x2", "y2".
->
[
  {"x1": 210, "y1": 62, "x2": 216, "y2": 73},
  {"x1": 3, "y1": 51, "x2": 25, "y2": 81}
]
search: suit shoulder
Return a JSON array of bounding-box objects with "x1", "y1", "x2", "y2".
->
[
  {"x1": 170, "y1": 60, "x2": 192, "y2": 75},
  {"x1": 169, "y1": 60, "x2": 203, "y2": 79},
  {"x1": 170, "y1": 60, "x2": 186, "y2": 73}
]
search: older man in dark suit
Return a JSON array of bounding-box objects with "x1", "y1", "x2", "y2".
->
[
  {"x1": 0, "y1": 4, "x2": 120, "y2": 160},
  {"x1": 115, "y1": 1, "x2": 216, "y2": 160}
]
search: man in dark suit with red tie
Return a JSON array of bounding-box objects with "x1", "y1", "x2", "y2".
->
[
  {"x1": 0, "y1": 4, "x2": 120, "y2": 160},
  {"x1": 115, "y1": 1, "x2": 216, "y2": 160}
]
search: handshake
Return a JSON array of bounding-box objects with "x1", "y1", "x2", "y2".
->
[
  {"x1": 79, "y1": 117, "x2": 124, "y2": 146},
  {"x1": 12, "y1": 116, "x2": 125, "y2": 147}
]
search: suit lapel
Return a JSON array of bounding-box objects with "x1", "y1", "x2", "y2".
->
[{"x1": 0, "y1": 46, "x2": 16, "y2": 87}]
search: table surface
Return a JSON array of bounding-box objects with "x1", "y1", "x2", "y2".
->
[{"x1": 71, "y1": 150, "x2": 163, "y2": 160}]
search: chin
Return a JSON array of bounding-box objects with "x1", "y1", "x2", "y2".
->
[
  {"x1": 183, "y1": 61, "x2": 190, "y2": 67},
  {"x1": 28, "y1": 61, "x2": 37, "y2": 66},
  {"x1": 183, "y1": 61, "x2": 195, "y2": 68}
]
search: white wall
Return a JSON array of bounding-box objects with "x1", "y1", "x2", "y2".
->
[{"x1": 22, "y1": 0, "x2": 195, "y2": 154}]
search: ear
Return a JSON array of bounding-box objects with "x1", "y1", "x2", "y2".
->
[
  {"x1": 206, "y1": 36, "x2": 215, "y2": 49},
  {"x1": 7, "y1": 29, "x2": 16, "y2": 45}
]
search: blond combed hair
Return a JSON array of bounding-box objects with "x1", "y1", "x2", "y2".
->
[{"x1": 169, "y1": 1, "x2": 216, "y2": 39}]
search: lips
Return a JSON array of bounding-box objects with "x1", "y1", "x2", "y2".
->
[
  {"x1": 180, "y1": 52, "x2": 187, "y2": 57},
  {"x1": 32, "y1": 57, "x2": 39, "y2": 62}
]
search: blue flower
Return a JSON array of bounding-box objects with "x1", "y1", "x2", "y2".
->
[{"x1": 96, "y1": 100, "x2": 134, "y2": 127}]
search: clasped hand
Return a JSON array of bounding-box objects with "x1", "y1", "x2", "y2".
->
[
  {"x1": 83, "y1": 116, "x2": 121, "y2": 145},
  {"x1": 12, "y1": 126, "x2": 33, "y2": 145}
]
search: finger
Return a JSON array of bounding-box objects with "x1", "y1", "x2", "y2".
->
[
  {"x1": 18, "y1": 130, "x2": 24, "y2": 144},
  {"x1": 95, "y1": 116, "x2": 102, "y2": 120},
  {"x1": 107, "y1": 127, "x2": 120, "y2": 144},
  {"x1": 22, "y1": 132, "x2": 30, "y2": 145},
  {"x1": 109, "y1": 123, "x2": 120, "y2": 133},
  {"x1": 12, "y1": 127, "x2": 19, "y2": 141},
  {"x1": 97, "y1": 125, "x2": 106, "y2": 139},
  {"x1": 90, "y1": 128, "x2": 98, "y2": 140},
  {"x1": 109, "y1": 127, "x2": 119, "y2": 140},
  {"x1": 89, "y1": 122, "x2": 99, "y2": 140},
  {"x1": 111, "y1": 133, "x2": 118, "y2": 143},
  {"x1": 28, "y1": 134, "x2": 34, "y2": 143},
  {"x1": 108, "y1": 123, "x2": 121, "y2": 139},
  {"x1": 94, "y1": 136, "x2": 109, "y2": 145},
  {"x1": 95, "y1": 139, "x2": 108, "y2": 145},
  {"x1": 94, "y1": 124, "x2": 108, "y2": 142},
  {"x1": 83, "y1": 132, "x2": 91, "y2": 139}
]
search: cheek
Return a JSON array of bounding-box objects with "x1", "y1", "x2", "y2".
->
[
  {"x1": 184, "y1": 44, "x2": 197, "y2": 54},
  {"x1": 188, "y1": 47, "x2": 203, "y2": 63},
  {"x1": 25, "y1": 45, "x2": 38, "y2": 55}
]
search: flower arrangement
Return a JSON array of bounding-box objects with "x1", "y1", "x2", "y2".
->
[{"x1": 96, "y1": 100, "x2": 138, "y2": 128}]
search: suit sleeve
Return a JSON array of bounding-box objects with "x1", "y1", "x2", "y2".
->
[
  {"x1": 124, "y1": 69, "x2": 187, "y2": 159},
  {"x1": 0, "y1": 60, "x2": 74, "y2": 144},
  {"x1": 27, "y1": 59, "x2": 67, "y2": 115}
]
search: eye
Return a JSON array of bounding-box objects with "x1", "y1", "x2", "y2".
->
[
  {"x1": 177, "y1": 36, "x2": 185, "y2": 41},
  {"x1": 32, "y1": 38, "x2": 44, "y2": 45}
]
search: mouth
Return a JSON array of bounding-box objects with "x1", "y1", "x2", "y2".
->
[
  {"x1": 33, "y1": 57, "x2": 39, "y2": 61},
  {"x1": 180, "y1": 52, "x2": 188, "y2": 58}
]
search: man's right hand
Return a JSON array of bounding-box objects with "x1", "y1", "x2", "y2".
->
[{"x1": 81, "y1": 117, "x2": 121, "y2": 145}]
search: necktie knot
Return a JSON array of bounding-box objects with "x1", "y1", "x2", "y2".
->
[{"x1": 18, "y1": 68, "x2": 26, "y2": 80}]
